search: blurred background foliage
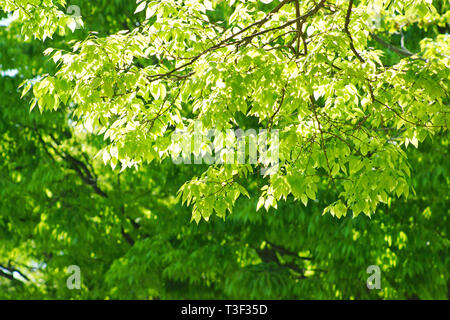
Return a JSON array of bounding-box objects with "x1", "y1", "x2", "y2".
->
[{"x1": 0, "y1": 0, "x2": 448, "y2": 299}]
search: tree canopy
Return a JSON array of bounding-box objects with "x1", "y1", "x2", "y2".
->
[{"x1": 0, "y1": 0, "x2": 448, "y2": 299}]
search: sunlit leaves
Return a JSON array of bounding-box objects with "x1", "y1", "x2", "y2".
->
[
  {"x1": 0, "y1": 0, "x2": 83, "y2": 40},
  {"x1": 5, "y1": 0, "x2": 449, "y2": 222}
]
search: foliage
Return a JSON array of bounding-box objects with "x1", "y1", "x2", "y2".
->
[{"x1": 0, "y1": 0, "x2": 448, "y2": 299}]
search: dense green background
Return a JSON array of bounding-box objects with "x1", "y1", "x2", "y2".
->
[{"x1": 0, "y1": 0, "x2": 448, "y2": 299}]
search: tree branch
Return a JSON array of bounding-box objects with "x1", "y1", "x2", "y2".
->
[
  {"x1": 147, "y1": 0, "x2": 325, "y2": 81},
  {"x1": 344, "y1": 0, "x2": 365, "y2": 62},
  {"x1": 265, "y1": 241, "x2": 313, "y2": 261},
  {"x1": 0, "y1": 264, "x2": 29, "y2": 283},
  {"x1": 370, "y1": 32, "x2": 426, "y2": 61}
]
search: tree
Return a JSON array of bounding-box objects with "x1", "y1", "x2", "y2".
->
[{"x1": 0, "y1": 0, "x2": 448, "y2": 299}]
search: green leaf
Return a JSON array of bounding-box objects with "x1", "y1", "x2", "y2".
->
[{"x1": 134, "y1": 1, "x2": 147, "y2": 14}]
